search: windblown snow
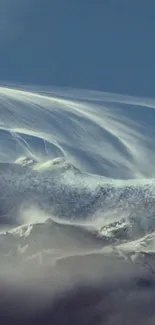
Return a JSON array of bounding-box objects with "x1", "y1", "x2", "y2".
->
[{"x1": 1, "y1": 86, "x2": 155, "y2": 324}]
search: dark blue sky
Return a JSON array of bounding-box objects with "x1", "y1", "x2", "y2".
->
[{"x1": 0, "y1": 0, "x2": 155, "y2": 96}]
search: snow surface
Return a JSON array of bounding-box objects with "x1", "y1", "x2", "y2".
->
[{"x1": 1, "y1": 86, "x2": 155, "y2": 323}]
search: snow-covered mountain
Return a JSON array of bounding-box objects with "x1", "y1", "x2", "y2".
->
[{"x1": 1, "y1": 86, "x2": 155, "y2": 323}]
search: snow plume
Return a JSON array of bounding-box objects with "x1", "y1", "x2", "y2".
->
[
  {"x1": 0, "y1": 253, "x2": 155, "y2": 325},
  {"x1": 0, "y1": 85, "x2": 155, "y2": 323}
]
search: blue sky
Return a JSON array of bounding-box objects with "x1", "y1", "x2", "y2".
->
[{"x1": 0, "y1": 0, "x2": 155, "y2": 97}]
